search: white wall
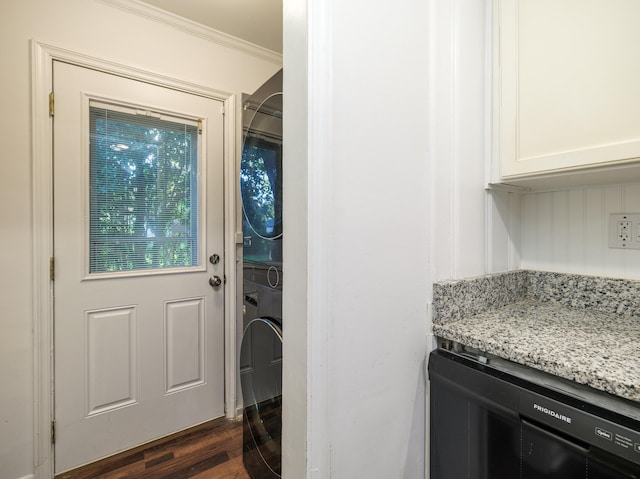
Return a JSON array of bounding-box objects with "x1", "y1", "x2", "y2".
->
[
  {"x1": 521, "y1": 183, "x2": 640, "y2": 279},
  {"x1": 325, "y1": 0, "x2": 430, "y2": 476},
  {"x1": 0, "y1": 2, "x2": 280, "y2": 478},
  {"x1": 283, "y1": 0, "x2": 430, "y2": 475},
  {"x1": 282, "y1": 0, "x2": 512, "y2": 478},
  {"x1": 281, "y1": 0, "x2": 310, "y2": 476}
]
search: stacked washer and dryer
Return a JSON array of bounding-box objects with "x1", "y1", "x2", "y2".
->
[{"x1": 239, "y1": 70, "x2": 283, "y2": 479}]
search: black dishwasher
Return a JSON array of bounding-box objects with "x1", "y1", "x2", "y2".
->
[{"x1": 429, "y1": 349, "x2": 640, "y2": 479}]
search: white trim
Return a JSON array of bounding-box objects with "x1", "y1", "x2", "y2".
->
[
  {"x1": 31, "y1": 40, "x2": 238, "y2": 478},
  {"x1": 31, "y1": 39, "x2": 55, "y2": 479},
  {"x1": 306, "y1": 0, "x2": 332, "y2": 476},
  {"x1": 451, "y1": 0, "x2": 461, "y2": 279},
  {"x1": 484, "y1": 0, "x2": 496, "y2": 275},
  {"x1": 425, "y1": 0, "x2": 437, "y2": 473},
  {"x1": 100, "y1": 0, "x2": 283, "y2": 64},
  {"x1": 223, "y1": 93, "x2": 238, "y2": 418},
  {"x1": 489, "y1": 0, "x2": 503, "y2": 186}
]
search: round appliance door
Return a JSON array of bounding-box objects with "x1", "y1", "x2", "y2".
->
[
  {"x1": 240, "y1": 317, "x2": 282, "y2": 477},
  {"x1": 240, "y1": 92, "x2": 283, "y2": 242}
]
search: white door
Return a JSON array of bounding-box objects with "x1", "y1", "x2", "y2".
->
[{"x1": 52, "y1": 61, "x2": 225, "y2": 473}]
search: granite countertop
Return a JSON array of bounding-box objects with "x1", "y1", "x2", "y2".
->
[{"x1": 432, "y1": 270, "x2": 640, "y2": 404}]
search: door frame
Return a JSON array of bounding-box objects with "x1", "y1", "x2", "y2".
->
[{"x1": 31, "y1": 40, "x2": 239, "y2": 479}]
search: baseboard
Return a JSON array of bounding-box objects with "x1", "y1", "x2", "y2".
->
[{"x1": 16, "y1": 474, "x2": 35, "y2": 479}]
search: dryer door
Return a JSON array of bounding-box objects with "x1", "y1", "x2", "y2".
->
[
  {"x1": 240, "y1": 317, "x2": 282, "y2": 477},
  {"x1": 241, "y1": 90, "x2": 283, "y2": 263}
]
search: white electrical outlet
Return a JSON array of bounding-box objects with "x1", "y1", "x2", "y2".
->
[
  {"x1": 618, "y1": 221, "x2": 631, "y2": 241},
  {"x1": 609, "y1": 213, "x2": 640, "y2": 250}
]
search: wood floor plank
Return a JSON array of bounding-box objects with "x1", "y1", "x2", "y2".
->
[
  {"x1": 144, "y1": 452, "x2": 174, "y2": 469},
  {"x1": 55, "y1": 418, "x2": 250, "y2": 479},
  {"x1": 192, "y1": 455, "x2": 249, "y2": 479}
]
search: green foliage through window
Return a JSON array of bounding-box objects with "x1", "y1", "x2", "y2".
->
[{"x1": 89, "y1": 105, "x2": 199, "y2": 273}]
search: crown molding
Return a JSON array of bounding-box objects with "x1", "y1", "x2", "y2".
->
[{"x1": 100, "y1": 0, "x2": 283, "y2": 64}]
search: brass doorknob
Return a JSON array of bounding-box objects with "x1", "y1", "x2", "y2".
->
[{"x1": 209, "y1": 275, "x2": 222, "y2": 288}]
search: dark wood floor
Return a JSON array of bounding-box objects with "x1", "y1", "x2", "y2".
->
[{"x1": 55, "y1": 417, "x2": 251, "y2": 479}]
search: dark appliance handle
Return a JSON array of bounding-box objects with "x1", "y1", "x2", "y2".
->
[
  {"x1": 523, "y1": 417, "x2": 640, "y2": 478},
  {"x1": 521, "y1": 417, "x2": 590, "y2": 454}
]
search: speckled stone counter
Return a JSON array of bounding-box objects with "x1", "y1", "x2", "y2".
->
[{"x1": 432, "y1": 271, "x2": 640, "y2": 404}]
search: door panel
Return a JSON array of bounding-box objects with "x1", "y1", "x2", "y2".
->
[
  {"x1": 53, "y1": 61, "x2": 225, "y2": 473},
  {"x1": 86, "y1": 306, "x2": 137, "y2": 415},
  {"x1": 165, "y1": 297, "x2": 205, "y2": 392}
]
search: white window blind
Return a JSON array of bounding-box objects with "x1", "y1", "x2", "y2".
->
[{"x1": 89, "y1": 101, "x2": 200, "y2": 273}]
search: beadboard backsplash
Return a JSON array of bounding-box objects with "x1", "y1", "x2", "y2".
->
[{"x1": 520, "y1": 183, "x2": 640, "y2": 279}]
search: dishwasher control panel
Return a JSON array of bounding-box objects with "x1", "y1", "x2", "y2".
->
[{"x1": 519, "y1": 390, "x2": 640, "y2": 467}]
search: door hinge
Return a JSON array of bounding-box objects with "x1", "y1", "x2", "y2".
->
[
  {"x1": 198, "y1": 118, "x2": 203, "y2": 134},
  {"x1": 51, "y1": 419, "x2": 56, "y2": 444},
  {"x1": 49, "y1": 92, "x2": 54, "y2": 117},
  {"x1": 50, "y1": 257, "x2": 55, "y2": 281}
]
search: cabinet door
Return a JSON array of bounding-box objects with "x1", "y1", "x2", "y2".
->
[{"x1": 496, "y1": 0, "x2": 640, "y2": 180}]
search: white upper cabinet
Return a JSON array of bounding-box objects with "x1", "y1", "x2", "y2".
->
[{"x1": 494, "y1": 0, "x2": 640, "y2": 185}]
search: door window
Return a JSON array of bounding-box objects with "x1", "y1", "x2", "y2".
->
[
  {"x1": 89, "y1": 101, "x2": 200, "y2": 273},
  {"x1": 241, "y1": 138, "x2": 282, "y2": 240},
  {"x1": 240, "y1": 91, "x2": 283, "y2": 264}
]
